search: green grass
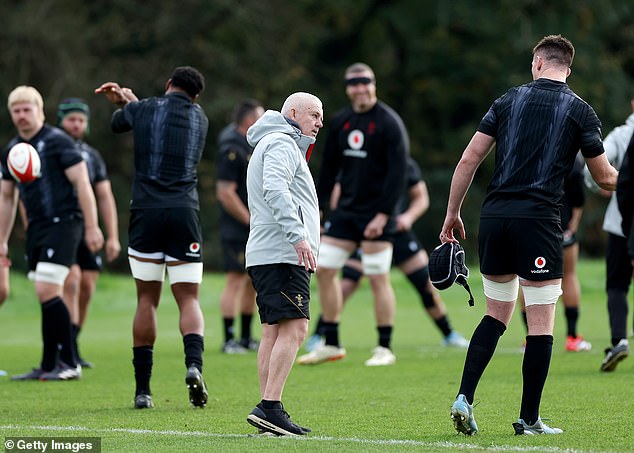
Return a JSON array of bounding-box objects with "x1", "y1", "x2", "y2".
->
[{"x1": 0, "y1": 259, "x2": 632, "y2": 452}]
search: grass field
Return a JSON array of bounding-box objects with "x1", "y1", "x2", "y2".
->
[{"x1": 1, "y1": 259, "x2": 632, "y2": 452}]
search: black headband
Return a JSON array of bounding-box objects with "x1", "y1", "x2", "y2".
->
[{"x1": 345, "y1": 76, "x2": 373, "y2": 86}]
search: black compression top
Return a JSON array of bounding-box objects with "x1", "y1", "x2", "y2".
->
[
  {"x1": 111, "y1": 92, "x2": 208, "y2": 210},
  {"x1": 2, "y1": 124, "x2": 83, "y2": 224},
  {"x1": 216, "y1": 123, "x2": 251, "y2": 241},
  {"x1": 317, "y1": 101, "x2": 409, "y2": 217},
  {"x1": 478, "y1": 78, "x2": 603, "y2": 220}
]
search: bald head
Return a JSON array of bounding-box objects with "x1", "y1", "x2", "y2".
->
[
  {"x1": 281, "y1": 92, "x2": 324, "y2": 138},
  {"x1": 281, "y1": 92, "x2": 322, "y2": 116}
]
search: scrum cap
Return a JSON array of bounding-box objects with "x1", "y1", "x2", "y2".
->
[{"x1": 429, "y1": 242, "x2": 474, "y2": 306}]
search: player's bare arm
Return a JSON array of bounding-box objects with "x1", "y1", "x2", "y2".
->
[
  {"x1": 396, "y1": 181, "x2": 429, "y2": 232},
  {"x1": 65, "y1": 161, "x2": 104, "y2": 253},
  {"x1": 217, "y1": 180, "x2": 250, "y2": 225},
  {"x1": 440, "y1": 131, "x2": 495, "y2": 243},
  {"x1": 585, "y1": 153, "x2": 619, "y2": 191},
  {"x1": 95, "y1": 180, "x2": 121, "y2": 262},
  {"x1": 0, "y1": 180, "x2": 18, "y2": 256}
]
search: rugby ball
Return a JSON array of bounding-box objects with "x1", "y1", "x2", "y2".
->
[{"x1": 7, "y1": 142, "x2": 41, "y2": 183}]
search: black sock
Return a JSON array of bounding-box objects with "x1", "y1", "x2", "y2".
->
[
  {"x1": 314, "y1": 315, "x2": 326, "y2": 336},
  {"x1": 133, "y1": 345, "x2": 153, "y2": 396},
  {"x1": 40, "y1": 298, "x2": 61, "y2": 371},
  {"x1": 434, "y1": 316, "x2": 453, "y2": 337},
  {"x1": 183, "y1": 333, "x2": 204, "y2": 372},
  {"x1": 72, "y1": 324, "x2": 82, "y2": 362},
  {"x1": 564, "y1": 307, "x2": 578, "y2": 338},
  {"x1": 323, "y1": 321, "x2": 340, "y2": 347},
  {"x1": 41, "y1": 297, "x2": 76, "y2": 369},
  {"x1": 261, "y1": 399, "x2": 281, "y2": 409},
  {"x1": 241, "y1": 313, "x2": 253, "y2": 342},
  {"x1": 458, "y1": 315, "x2": 506, "y2": 404},
  {"x1": 378, "y1": 325, "x2": 393, "y2": 349},
  {"x1": 607, "y1": 289, "x2": 628, "y2": 345},
  {"x1": 223, "y1": 317, "x2": 235, "y2": 343},
  {"x1": 520, "y1": 335, "x2": 553, "y2": 425}
]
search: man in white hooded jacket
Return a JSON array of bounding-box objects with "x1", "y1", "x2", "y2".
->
[{"x1": 245, "y1": 92, "x2": 323, "y2": 436}]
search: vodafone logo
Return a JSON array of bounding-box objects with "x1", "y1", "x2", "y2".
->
[
  {"x1": 186, "y1": 242, "x2": 201, "y2": 258},
  {"x1": 534, "y1": 257, "x2": 546, "y2": 268},
  {"x1": 347, "y1": 130, "x2": 364, "y2": 150}
]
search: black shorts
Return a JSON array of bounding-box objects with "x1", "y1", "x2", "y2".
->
[
  {"x1": 323, "y1": 209, "x2": 395, "y2": 243},
  {"x1": 26, "y1": 217, "x2": 83, "y2": 271},
  {"x1": 478, "y1": 217, "x2": 563, "y2": 281},
  {"x1": 128, "y1": 208, "x2": 203, "y2": 262},
  {"x1": 221, "y1": 240, "x2": 247, "y2": 273},
  {"x1": 76, "y1": 240, "x2": 103, "y2": 271},
  {"x1": 248, "y1": 264, "x2": 311, "y2": 324},
  {"x1": 392, "y1": 230, "x2": 423, "y2": 266}
]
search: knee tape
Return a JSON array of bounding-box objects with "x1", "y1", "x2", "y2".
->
[
  {"x1": 167, "y1": 262, "x2": 203, "y2": 284},
  {"x1": 317, "y1": 242, "x2": 350, "y2": 269},
  {"x1": 34, "y1": 262, "x2": 70, "y2": 285},
  {"x1": 362, "y1": 247, "x2": 393, "y2": 275},
  {"x1": 521, "y1": 284, "x2": 562, "y2": 306},
  {"x1": 129, "y1": 257, "x2": 166, "y2": 282},
  {"x1": 482, "y1": 276, "x2": 519, "y2": 302}
]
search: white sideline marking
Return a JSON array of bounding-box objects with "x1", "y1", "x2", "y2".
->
[{"x1": 0, "y1": 424, "x2": 584, "y2": 452}]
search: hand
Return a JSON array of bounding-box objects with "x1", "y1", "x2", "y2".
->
[
  {"x1": 105, "y1": 237, "x2": 121, "y2": 263},
  {"x1": 364, "y1": 213, "x2": 389, "y2": 239},
  {"x1": 293, "y1": 239, "x2": 316, "y2": 272},
  {"x1": 85, "y1": 226, "x2": 104, "y2": 254},
  {"x1": 395, "y1": 213, "x2": 413, "y2": 232},
  {"x1": 95, "y1": 82, "x2": 138, "y2": 107},
  {"x1": 439, "y1": 211, "x2": 465, "y2": 244}
]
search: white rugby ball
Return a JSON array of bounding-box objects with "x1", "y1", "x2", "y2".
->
[{"x1": 7, "y1": 142, "x2": 41, "y2": 183}]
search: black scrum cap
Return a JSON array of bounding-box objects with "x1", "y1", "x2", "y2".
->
[{"x1": 429, "y1": 242, "x2": 474, "y2": 306}]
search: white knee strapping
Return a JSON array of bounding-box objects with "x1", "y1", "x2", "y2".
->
[
  {"x1": 317, "y1": 242, "x2": 350, "y2": 269},
  {"x1": 521, "y1": 284, "x2": 562, "y2": 306},
  {"x1": 34, "y1": 262, "x2": 70, "y2": 285},
  {"x1": 167, "y1": 262, "x2": 203, "y2": 284},
  {"x1": 482, "y1": 276, "x2": 519, "y2": 302},
  {"x1": 362, "y1": 247, "x2": 393, "y2": 275},
  {"x1": 129, "y1": 257, "x2": 166, "y2": 282}
]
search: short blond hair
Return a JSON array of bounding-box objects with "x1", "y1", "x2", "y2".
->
[{"x1": 8, "y1": 86, "x2": 44, "y2": 112}]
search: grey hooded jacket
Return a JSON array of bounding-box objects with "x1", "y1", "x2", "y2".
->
[
  {"x1": 584, "y1": 113, "x2": 634, "y2": 236},
  {"x1": 245, "y1": 110, "x2": 320, "y2": 267}
]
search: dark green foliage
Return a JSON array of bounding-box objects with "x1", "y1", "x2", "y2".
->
[{"x1": 1, "y1": 1, "x2": 633, "y2": 270}]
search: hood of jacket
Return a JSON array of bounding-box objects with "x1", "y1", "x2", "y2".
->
[{"x1": 247, "y1": 110, "x2": 315, "y2": 160}]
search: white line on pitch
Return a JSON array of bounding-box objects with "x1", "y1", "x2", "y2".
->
[{"x1": 0, "y1": 424, "x2": 586, "y2": 452}]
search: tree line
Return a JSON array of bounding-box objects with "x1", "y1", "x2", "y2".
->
[{"x1": 1, "y1": 0, "x2": 633, "y2": 270}]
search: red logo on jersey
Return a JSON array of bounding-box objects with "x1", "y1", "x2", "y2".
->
[
  {"x1": 190, "y1": 243, "x2": 200, "y2": 253},
  {"x1": 534, "y1": 257, "x2": 546, "y2": 269},
  {"x1": 343, "y1": 121, "x2": 350, "y2": 131},
  {"x1": 368, "y1": 121, "x2": 376, "y2": 135},
  {"x1": 347, "y1": 130, "x2": 364, "y2": 149}
]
